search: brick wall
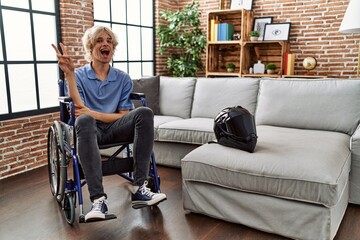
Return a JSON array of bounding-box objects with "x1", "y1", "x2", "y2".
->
[
  {"x1": 157, "y1": 0, "x2": 355, "y2": 78},
  {"x1": 0, "y1": 0, "x2": 356, "y2": 179},
  {"x1": 0, "y1": 113, "x2": 59, "y2": 178}
]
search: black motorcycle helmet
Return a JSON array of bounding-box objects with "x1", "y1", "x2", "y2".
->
[{"x1": 214, "y1": 106, "x2": 257, "y2": 153}]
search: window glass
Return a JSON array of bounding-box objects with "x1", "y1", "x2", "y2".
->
[
  {"x1": 141, "y1": 0, "x2": 153, "y2": 27},
  {"x1": 129, "y1": 62, "x2": 142, "y2": 79},
  {"x1": 113, "y1": 62, "x2": 128, "y2": 73},
  {"x1": 1, "y1": 0, "x2": 29, "y2": 9},
  {"x1": 0, "y1": 33, "x2": 3, "y2": 61},
  {"x1": 93, "y1": 0, "x2": 110, "y2": 21},
  {"x1": 33, "y1": 14, "x2": 57, "y2": 61},
  {"x1": 32, "y1": 0, "x2": 54, "y2": 12},
  {"x1": 0, "y1": 65, "x2": 8, "y2": 114},
  {"x1": 2, "y1": 10, "x2": 33, "y2": 61},
  {"x1": 142, "y1": 62, "x2": 154, "y2": 77},
  {"x1": 94, "y1": 0, "x2": 154, "y2": 78},
  {"x1": 0, "y1": 0, "x2": 60, "y2": 119},
  {"x1": 38, "y1": 64, "x2": 59, "y2": 108},
  {"x1": 141, "y1": 27, "x2": 153, "y2": 61},
  {"x1": 8, "y1": 64, "x2": 37, "y2": 112},
  {"x1": 127, "y1": 0, "x2": 140, "y2": 25},
  {"x1": 128, "y1": 26, "x2": 141, "y2": 61},
  {"x1": 111, "y1": 0, "x2": 126, "y2": 23},
  {"x1": 94, "y1": 22, "x2": 111, "y2": 28},
  {"x1": 112, "y1": 24, "x2": 127, "y2": 61}
]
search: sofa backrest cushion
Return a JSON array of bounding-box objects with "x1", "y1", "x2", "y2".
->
[
  {"x1": 132, "y1": 75, "x2": 160, "y2": 114},
  {"x1": 191, "y1": 77, "x2": 260, "y2": 118},
  {"x1": 159, "y1": 76, "x2": 196, "y2": 118},
  {"x1": 256, "y1": 79, "x2": 360, "y2": 135}
]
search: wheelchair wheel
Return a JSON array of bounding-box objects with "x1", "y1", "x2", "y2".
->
[
  {"x1": 147, "y1": 175, "x2": 161, "y2": 193},
  {"x1": 63, "y1": 192, "x2": 75, "y2": 225},
  {"x1": 47, "y1": 122, "x2": 67, "y2": 203},
  {"x1": 47, "y1": 126, "x2": 60, "y2": 197}
]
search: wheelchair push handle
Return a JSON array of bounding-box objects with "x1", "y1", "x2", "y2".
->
[{"x1": 58, "y1": 96, "x2": 72, "y2": 103}]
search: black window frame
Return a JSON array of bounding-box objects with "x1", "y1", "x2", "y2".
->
[
  {"x1": 0, "y1": 0, "x2": 61, "y2": 121},
  {"x1": 93, "y1": 0, "x2": 156, "y2": 77}
]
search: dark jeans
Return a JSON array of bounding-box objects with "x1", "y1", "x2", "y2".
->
[{"x1": 75, "y1": 107, "x2": 154, "y2": 201}]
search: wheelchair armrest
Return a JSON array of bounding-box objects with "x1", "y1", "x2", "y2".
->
[
  {"x1": 130, "y1": 92, "x2": 145, "y2": 100},
  {"x1": 58, "y1": 96, "x2": 73, "y2": 103}
]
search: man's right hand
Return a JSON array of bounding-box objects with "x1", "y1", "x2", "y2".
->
[{"x1": 51, "y1": 43, "x2": 75, "y2": 76}]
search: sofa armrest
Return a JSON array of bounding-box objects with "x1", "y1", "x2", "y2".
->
[{"x1": 350, "y1": 123, "x2": 360, "y2": 204}]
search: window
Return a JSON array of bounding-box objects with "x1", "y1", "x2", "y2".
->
[
  {"x1": 93, "y1": 0, "x2": 155, "y2": 79},
  {"x1": 0, "y1": 0, "x2": 60, "y2": 120}
]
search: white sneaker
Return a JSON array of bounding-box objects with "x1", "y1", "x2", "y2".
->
[{"x1": 85, "y1": 196, "x2": 108, "y2": 222}]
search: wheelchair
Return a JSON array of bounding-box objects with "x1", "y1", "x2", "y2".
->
[{"x1": 47, "y1": 79, "x2": 161, "y2": 225}]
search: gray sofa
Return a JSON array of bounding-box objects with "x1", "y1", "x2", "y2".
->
[
  {"x1": 153, "y1": 76, "x2": 360, "y2": 240},
  {"x1": 103, "y1": 76, "x2": 360, "y2": 240}
]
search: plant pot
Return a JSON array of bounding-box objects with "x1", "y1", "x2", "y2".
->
[
  {"x1": 267, "y1": 69, "x2": 276, "y2": 74},
  {"x1": 250, "y1": 37, "x2": 258, "y2": 42},
  {"x1": 227, "y1": 68, "x2": 235, "y2": 72}
]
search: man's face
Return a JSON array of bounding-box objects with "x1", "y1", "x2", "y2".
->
[{"x1": 92, "y1": 31, "x2": 114, "y2": 63}]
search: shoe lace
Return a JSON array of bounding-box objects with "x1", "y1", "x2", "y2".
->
[
  {"x1": 139, "y1": 181, "x2": 154, "y2": 197},
  {"x1": 92, "y1": 197, "x2": 106, "y2": 211}
]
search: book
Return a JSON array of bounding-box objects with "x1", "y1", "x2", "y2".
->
[
  {"x1": 210, "y1": 18, "x2": 220, "y2": 42},
  {"x1": 214, "y1": 23, "x2": 218, "y2": 41},
  {"x1": 283, "y1": 52, "x2": 289, "y2": 75},
  {"x1": 286, "y1": 53, "x2": 295, "y2": 75},
  {"x1": 218, "y1": 23, "x2": 226, "y2": 41},
  {"x1": 218, "y1": 23, "x2": 234, "y2": 41},
  {"x1": 225, "y1": 23, "x2": 234, "y2": 41}
]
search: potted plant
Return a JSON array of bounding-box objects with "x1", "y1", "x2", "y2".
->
[
  {"x1": 249, "y1": 31, "x2": 260, "y2": 41},
  {"x1": 226, "y1": 63, "x2": 235, "y2": 72},
  {"x1": 157, "y1": 2, "x2": 206, "y2": 77},
  {"x1": 266, "y1": 63, "x2": 277, "y2": 74}
]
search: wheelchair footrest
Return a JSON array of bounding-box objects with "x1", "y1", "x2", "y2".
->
[
  {"x1": 102, "y1": 157, "x2": 133, "y2": 176},
  {"x1": 84, "y1": 213, "x2": 117, "y2": 223}
]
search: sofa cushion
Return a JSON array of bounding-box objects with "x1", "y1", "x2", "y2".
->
[
  {"x1": 182, "y1": 125, "x2": 351, "y2": 207},
  {"x1": 159, "y1": 77, "x2": 196, "y2": 118},
  {"x1": 154, "y1": 115, "x2": 184, "y2": 141},
  {"x1": 191, "y1": 77, "x2": 260, "y2": 118},
  {"x1": 132, "y1": 75, "x2": 160, "y2": 114},
  {"x1": 157, "y1": 118, "x2": 215, "y2": 144},
  {"x1": 256, "y1": 79, "x2": 360, "y2": 135}
]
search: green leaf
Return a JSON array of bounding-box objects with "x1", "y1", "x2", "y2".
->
[{"x1": 156, "y1": 1, "x2": 206, "y2": 77}]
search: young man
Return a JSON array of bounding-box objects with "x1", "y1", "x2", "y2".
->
[{"x1": 52, "y1": 26, "x2": 166, "y2": 222}]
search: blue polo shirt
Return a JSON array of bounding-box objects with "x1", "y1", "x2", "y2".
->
[{"x1": 66, "y1": 64, "x2": 134, "y2": 113}]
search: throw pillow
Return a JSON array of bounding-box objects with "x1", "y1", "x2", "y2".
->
[{"x1": 132, "y1": 75, "x2": 160, "y2": 115}]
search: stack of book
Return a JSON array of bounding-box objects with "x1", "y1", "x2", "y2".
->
[
  {"x1": 210, "y1": 19, "x2": 234, "y2": 42},
  {"x1": 218, "y1": 23, "x2": 234, "y2": 41}
]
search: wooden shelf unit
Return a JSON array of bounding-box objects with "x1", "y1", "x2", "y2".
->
[
  {"x1": 240, "y1": 41, "x2": 290, "y2": 77},
  {"x1": 206, "y1": 9, "x2": 253, "y2": 77}
]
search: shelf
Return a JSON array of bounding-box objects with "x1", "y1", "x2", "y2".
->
[
  {"x1": 241, "y1": 41, "x2": 289, "y2": 76},
  {"x1": 242, "y1": 74, "x2": 281, "y2": 78},
  {"x1": 242, "y1": 40, "x2": 289, "y2": 46},
  {"x1": 206, "y1": 71, "x2": 241, "y2": 77},
  {"x1": 206, "y1": 9, "x2": 253, "y2": 78},
  {"x1": 282, "y1": 75, "x2": 327, "y2": 79},
  {"x1": 208, "y1": 40, "x2": 241, "y2": 45},
  {"x1": 207, "y1": 43, "x2": 241, "y2": 73},
  {"x1": 242, "y1": 74, "x2": 327, "y2": 78}
]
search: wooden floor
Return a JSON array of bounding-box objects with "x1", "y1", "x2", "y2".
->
[{"x1": 1, "y1": 165, "x2": 360, "y2": 240}]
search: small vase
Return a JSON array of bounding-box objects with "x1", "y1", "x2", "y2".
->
[
  {"x1": 253, "y1": 60, "x2": 265, "y2": 74},
  {"x1": 227, "y1": 68, "x2": 234, "y2": 72},
  {"x1": 250, "y1": 37, "x2": 258, "y2": 42},
  {"x1": 267, "y1": 69, "x2": 275, "y2": 74}
]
